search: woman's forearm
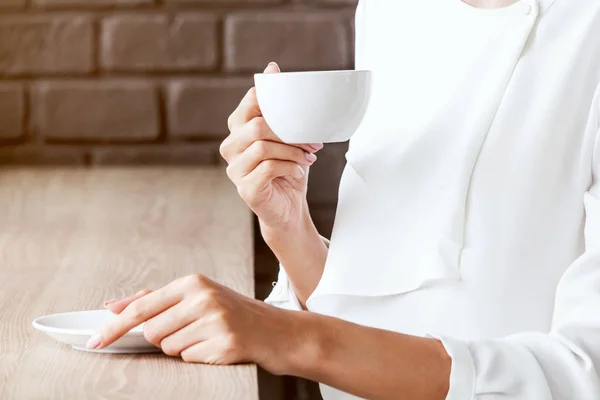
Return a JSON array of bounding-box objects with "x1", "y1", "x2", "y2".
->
[
  {"x1": 260, "y1": 201, "x2": 328, "y2": 307},
  {"x1": 288, "y1": 312, "x2": 451, "y2": 400}
]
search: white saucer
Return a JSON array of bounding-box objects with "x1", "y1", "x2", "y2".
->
[{"x1": 32, "y1": 310, "x2": 161, "y2": 354}]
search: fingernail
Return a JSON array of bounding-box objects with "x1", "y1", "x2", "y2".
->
[
  {"x1": 264, "y1": 62, "x2": 280, "y2": 73},
  {"x1": 86, "y1": 334, "x2": 102, "y2": 350},
  {"x1": 305, "y1": 152, "x2": 317, "y2": 162},
  {"x1": 103, "y1": 299, "x2": 118, "y2": 307},
  {"x1": 295, "y1": 166, "x2": 305, "y2": 178},
  {"x1": 309, "y1": 143, "x2": 324, "y2": 151},
  {"x1": 135, "y1": 290, "x2": 146, "y2": 296}
]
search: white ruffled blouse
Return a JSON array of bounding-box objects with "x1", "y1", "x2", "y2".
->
[{"x1": 266, "y1": 0, "x2": 600, "y2": 398}]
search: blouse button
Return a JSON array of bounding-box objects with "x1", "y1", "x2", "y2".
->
[
  {"x1": 271, "y1": 282, "x2": 283, "y2": 294},
  {"x1": 523, "y1": 4, "x2": 533, "y2": 15}
]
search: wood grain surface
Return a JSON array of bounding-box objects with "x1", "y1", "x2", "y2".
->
[{"x1": 0, "y1": 168, "x2": 257, "y2": 400}]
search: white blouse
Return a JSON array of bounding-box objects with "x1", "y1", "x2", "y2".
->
[{"x1": 265, "y1": 0, "x2": 600, "y2": 399}]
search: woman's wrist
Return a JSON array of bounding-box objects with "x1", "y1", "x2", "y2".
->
[
  {"x1": 261, "y1": 206, "x2": 329, "y2": 303},
  {"x1": 278, "y1": 310, "x2": 330, "y2": 377},
  {"x1": 259, "y1": 200, "x2": 314, "y2": 245}
]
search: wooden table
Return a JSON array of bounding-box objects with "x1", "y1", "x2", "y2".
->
[{"x1": 0, "y1": 168, "x2": 257, "y2": 399}]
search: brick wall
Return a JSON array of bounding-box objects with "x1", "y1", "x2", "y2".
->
[{"x1": 0, "y1": 1, "x2": 357, "y2": 398}]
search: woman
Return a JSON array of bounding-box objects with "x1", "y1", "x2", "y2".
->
[{"x1": 88, "y1": 0, "x2": 600, "y2": 398}]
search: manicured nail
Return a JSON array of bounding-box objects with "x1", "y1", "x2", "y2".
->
[
  {"x1": 305, "y1": 152, "x2": 317, "y2": 162},
  {"x1": 86, "y1": 334, "x2": 102, "y2": 350},
  {"x1": 264, "y1": 62, "x2": 280, "y2": 73},
  {"x1": 295, "y1": 166, "x2": 305, "y2": 178},
  {"x1": 309, "y1": 143, "x2": 324, "y2": 151},
  {"x1": 103, "y1": 299, "x2": 118, "y2": 307},
  {"x1": 135, "y1": 290, "x2": 147, "y2": 296}
]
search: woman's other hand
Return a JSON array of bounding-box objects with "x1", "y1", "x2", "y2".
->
[
  {"x1": 220, "y1": 62, "x2": 323, "y2": 233},
  {"x1": 222, "y1": 63, "x2": 329, "y2": 307},
  {"x1": 93, "y1": 275, "x2": 307, "y2": 375}
]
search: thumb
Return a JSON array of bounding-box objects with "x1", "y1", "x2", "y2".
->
[{"x1": 264, "y1": 61, "x2": 280, "y2": 74}]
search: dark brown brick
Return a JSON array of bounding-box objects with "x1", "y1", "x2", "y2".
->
[
  {"x1": 166, "y1": 0, "x2": 280, "y2": 3},
  {"x1": 313, "y1": 0, "x2": 357, "y2": 5},
  {"x1": 0, "y1": 146, "x2": 85, "y2": 165},
  {"x1": 307, "y1": 143, "x2": 348, "y2": 206},
  {"x1": 312, "y1": 0, "x2": 357, "y2": 3},
  {"x1": 0, "y1": 15, "x2": 93, "y2": 76},
  {"x1": 35, "y1": 0, "x2": 151, "y2": 6},
  {"x1": 0, "y1": 84, "x2": 24, "y2": 140},
  {"x1": 100, "y1": 14, "x2": 218, "y2": 72},
  {"x1": 166, "y1": 78, "x2": 252, "y2": 139},
  {"x1": 91, "y1": 143, "x2": 221, "y2": 165},
  {"x1": 31, "y1": 81, "x2": 159, "y2": 142},
  {"x1": 0, "y1": 0, "x2": 26, "y2": 8},
  {"x1": 310, "y1": 0, "x2": 357, "y2": 7},
  {"x1": 224, "y1": 12, "x2": 349, "y2": 72}
]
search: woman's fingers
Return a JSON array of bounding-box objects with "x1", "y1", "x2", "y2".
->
[
  {"x1": 141, "y1": 301, "x2": 201, "y2": 348},
  {"x1": 179, "y1": 337, "x2": 243, "y2": 365},
  {"x1": 226, "y1": 140, "x2": 316, "y2": 184},
  {"x1": 222, "y1": 117, "x2": 322, "y2": 162},
  {"x1": 179, "y1": 339, "x2": 217, "y2": 364},
  {"x1": 222, "y1": 62, "x2": 323, "y2": 166},
  {"x1": 222, "y1": 117, "x2": 278, "y2": 162},
  {"x1": 249, "y1": 159, "x2": 305, "y2": 183},
  {"x1": 159, "y1": 319, "x2": 209, "y2": 357},
  {"x1": 226, "y1": 87, "x2": 261, "y2": 134},
  {"x1": 88, "y1": 284, "x2": 183, "y2": 350},
  {"x1": 237, "y1": 160, "x2": 304, "y2": 207},
  {"x1": 104, "y1": 289, "x2": 152, "y2": 315},
  {"x1": 223, "y1": 117, "x2": 321, "y2": 163},
  {"x1": 226, "y1": 63, "x2": 279, "y2": 132},
  {"x1": 264, "y1": 62, "x2": 280, "y2": 74}
]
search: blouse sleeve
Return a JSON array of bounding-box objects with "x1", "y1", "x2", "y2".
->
[
  {"x1": 432, "y1": 99, "x2": 600, "y2": 399},
  {"x1": 264, "y1": 266, "x2": 303, "y2": 311},
  {"x1": 264, "y1": 236, "x2": 331, "y2": 311}
]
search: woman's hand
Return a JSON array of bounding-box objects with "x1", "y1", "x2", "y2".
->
[
  {"x1": 89, "y1": 275, "x2": 305, "y2": 375},
  {"x1": 221, "y1": 62, "x2": 328, "y2": 306},
  {"x1": 220, "y1": 62, "x2": 323, "y2": 232},
  {"x1": 96, "y1": 277, "x2": 451, "y2": 400}
]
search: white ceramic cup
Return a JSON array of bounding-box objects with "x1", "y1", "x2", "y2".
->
[{"x1": 254, "y1": 70, "x2": 372, "y2": 144}]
